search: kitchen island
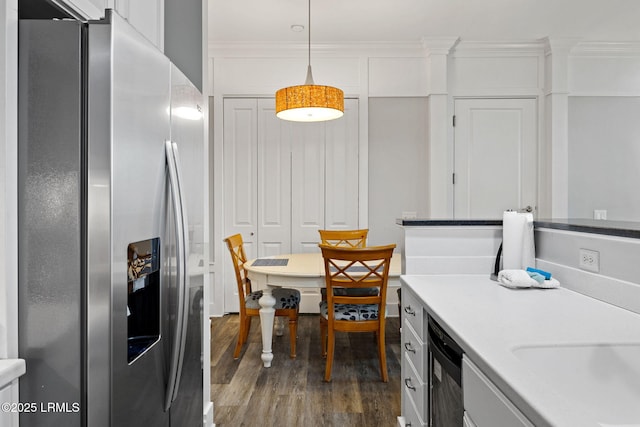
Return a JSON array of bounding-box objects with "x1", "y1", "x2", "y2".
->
[{"x1": 400, "y1": 274, "x2": 640, "y2": 427}]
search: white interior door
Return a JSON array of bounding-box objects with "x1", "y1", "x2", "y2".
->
[
  {"x1": 453, "y1": 98, "x2": 537, "y2": 219},
  {"x1": 223, "y1": 98, "x2": 258, "y2": 312}
]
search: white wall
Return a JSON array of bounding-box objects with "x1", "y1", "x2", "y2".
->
[
  {"x1": 568, "y1": 96, "x2": 640, "y2": 221},
  {"x1": 368, "y1": 97, "x2": 429, "y2": 252}
]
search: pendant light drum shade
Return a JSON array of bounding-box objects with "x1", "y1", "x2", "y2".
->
[{"x1": 275, "y1": 84, "x2": 344, "y2": 122}]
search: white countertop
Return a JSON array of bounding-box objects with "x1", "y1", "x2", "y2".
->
[
  {"x1": 0, "y1": 359, "x2": 26, "y2": 389},
  {"x1": 401, "y1": 274, "x2": 640, "y2": 427}
]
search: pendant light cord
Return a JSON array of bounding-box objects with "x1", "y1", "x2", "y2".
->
[
  {"x1": 304, "y1": 0, "x2": 315, "y2": 85},
  {"x1": 307, "y1": 0, "x2": 311, "y2": 68}
]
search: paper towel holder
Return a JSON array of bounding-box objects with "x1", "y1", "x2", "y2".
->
[{"x1": 490, "y1": 242, "x2": 503, "y2": 281}]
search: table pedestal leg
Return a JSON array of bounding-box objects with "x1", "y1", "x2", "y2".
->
[{"x1": 258, "y1": 287, "x2": 276, "y2": 368}]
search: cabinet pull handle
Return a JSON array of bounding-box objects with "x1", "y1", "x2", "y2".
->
[
  {"x1": 404, "y1": 305, "x2": 415, "y2": 316},
  {"x1": 404, "y1": 342, "x2": 416, "y2": 353},
  {"x1": 404, "y1": 378, "x2": 416, "y2": 391}
]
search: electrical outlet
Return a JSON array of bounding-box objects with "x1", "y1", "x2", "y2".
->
[
  {"x1": 402, "y1": 211, "x2": 417, "y2": 220},
  {"x1": 579, "y1": 248, "x2": 600, "y2": 273},
  {"x1": 594, "y1": 210, "x2": 607, "y2": 220}
]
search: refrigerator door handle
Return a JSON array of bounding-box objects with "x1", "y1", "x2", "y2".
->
[{"x1": 164, "y1": 140, "x2": 190, "y2": 411}]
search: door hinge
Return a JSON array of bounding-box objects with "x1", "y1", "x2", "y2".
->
[
  {"x1": 452, "y1": 173, "x2": 456, "y2": 184},
  {"x1": 452, "y1": 115, "x2": 456, "y2": 127}
]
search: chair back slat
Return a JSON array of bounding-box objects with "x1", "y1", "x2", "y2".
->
[{"x1": 319, "y1": 229, "x2": 368, "y2": 248}]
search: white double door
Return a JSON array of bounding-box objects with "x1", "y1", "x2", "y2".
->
[
  {"x1": 453, "y1": 98, "x2": 538, "y2": 218},
  {"x1": 223, "y1": 98, "x2": 359, "y2": 312}
]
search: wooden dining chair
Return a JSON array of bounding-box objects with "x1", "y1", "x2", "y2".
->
[
  {"x1": 224, "y1": 234, "x2": 300, "y2": 359},
  {"x1": 319, "y1": 243, "x2": 396, "y2": 382},
  {"x1": 318, "y1": 229, "x2": 378, "y2": 300},
  {"x1": 318, "y1": 229, "x2": 368, "y2": 248}
]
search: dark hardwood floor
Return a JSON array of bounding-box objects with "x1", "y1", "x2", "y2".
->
[{"x1": 210, "y1": 314, "x2": 402, "y2": 426}]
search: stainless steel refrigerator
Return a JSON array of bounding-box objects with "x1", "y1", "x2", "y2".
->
[{"x1": 18, "y1": 10, "x2": 204, "y2": 427}]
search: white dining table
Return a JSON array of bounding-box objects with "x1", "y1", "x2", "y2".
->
[{"x1": 244, "y1": 251, "x2": 401, "y2": 368}]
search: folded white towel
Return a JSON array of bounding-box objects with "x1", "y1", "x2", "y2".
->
[
  {"x1": 498, "y1": 269, "x2": 538, "y2": 288},
  {"x1": 498, "y1": 269, "x2": 561, "y2": 289}
]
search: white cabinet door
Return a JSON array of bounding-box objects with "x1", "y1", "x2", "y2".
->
[{"x1": 453, "y1": 98, "x2": 537, "y2": 219}]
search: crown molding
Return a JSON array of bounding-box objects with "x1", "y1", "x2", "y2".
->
[
  {"x1": 571, "y1": 41, "x2": 640, "y2": 58},
  {"x1": 452, "y1": 40, "x2": 546, "y2": 57},
  {"x1": 208, "y1": 41, "x2": 427, "y2": 58}
]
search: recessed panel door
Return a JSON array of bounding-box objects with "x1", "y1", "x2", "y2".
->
[
  {"x1": 223, "y1": 98, "x2": 258, "y2": 312},
  {"x1": 453, "y1": 98, "x2": 537, "y2": 219},
  {"x1": 257, "y1": 99, "x2": 292, "y2": 257}
]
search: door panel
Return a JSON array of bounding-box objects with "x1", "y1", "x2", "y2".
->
[
  {"x1": 325, "y1": 99, "x2": 359, "y2": 230},
  {"x1": 454, "y1": 98, "x2": 537, "y2": 219},
  {"x1": 257, "y1": 99, "x2": 292, "y2": 257},
  {"x1": 291, "y1": 122, "x2": 325, "y2": 253}
]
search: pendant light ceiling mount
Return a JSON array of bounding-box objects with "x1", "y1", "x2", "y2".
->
[{"x1": 275, "y1": 0, "x2": 344, "y2": 122}]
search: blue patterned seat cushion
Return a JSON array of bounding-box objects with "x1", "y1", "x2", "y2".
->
[
  {"x1": 246, "y1": 288, "x2": 301, "y2": 310},
  {"x1": 319, "y1": 301, "x2": 379, "y2": 321}
]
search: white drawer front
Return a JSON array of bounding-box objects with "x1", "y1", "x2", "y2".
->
[
  {"x1": 401, "y1": 285, "x2": 425, "y2": 338},
  {"x1": 402, "y1": 386, "x2": 427, "y2": 427},
  {"x1": 403, "y1": 353, "x2": 427, "y2": 420},
  {"x1": 402, "y1": 320, "x2": 426, "y2": 380},
  {"x1": 463, "y1": 357, "x2": 534, "y2": 427}
]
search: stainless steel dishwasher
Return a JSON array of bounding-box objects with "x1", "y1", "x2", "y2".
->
[{"x1": 428, "y1": 316, "x2": 464, "y2": 426}]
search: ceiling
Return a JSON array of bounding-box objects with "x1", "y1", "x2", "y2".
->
[{"x1": 208, "y1": 0, "x2": 640, "y2": 45}]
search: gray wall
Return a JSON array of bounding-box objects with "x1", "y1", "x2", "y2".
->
[
  {"x1": 368, "y1": 97, "x2": 429, "y2": 252},
  {"x1": 165, "y1": 0, "x2": 202, "y2": 91},
  {"x1": 568, "y1": 97, "x2": 640, "y2": 221}
]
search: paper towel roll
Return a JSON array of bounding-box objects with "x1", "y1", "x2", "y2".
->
[{"x1": 502, "y1": 211, "x2": 535, "y2": 270}]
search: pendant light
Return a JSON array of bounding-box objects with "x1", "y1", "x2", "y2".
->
[{"x1": 275, "y1": 0, "x2": 344, "y2": 122}]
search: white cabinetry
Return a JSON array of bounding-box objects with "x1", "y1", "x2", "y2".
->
[
  {"x1": 462, "y1": 357, "x2": 533, "y2": 427},
  {"x1": 400, "y1": 285, "x2": 429, "y2": 426},
  {"x1": 57, "y1": 0, "x2": 164, "y2": 50},
  {"x1": 113, "y1": 0, "x2": 164, "y2": 50},
  {"x1": 223, "y1": 98, "x2": 360, "y2": 313}
]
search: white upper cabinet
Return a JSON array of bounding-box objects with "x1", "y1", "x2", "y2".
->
[
  {"x1": 113, "y1": 0, "x2": 164, "y2": 51},
  {"x1": 57, "y1": 0, "x2": 164, "y2": 50}
]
